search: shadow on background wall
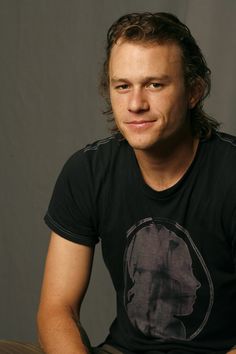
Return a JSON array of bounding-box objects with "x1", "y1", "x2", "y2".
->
[{"x1": 0, "y1": 0, "x2": 236, "y2": 345}]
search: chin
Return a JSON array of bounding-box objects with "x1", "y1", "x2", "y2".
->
[
  {"x1": 121, "y1": 131, "x2": 153, "y2": 147},
  {"x1": 126, "y1": 140, "x2": 153, "y2": 151},
  {"x1": 125, "y1": 136, "x2": 161, "y2": 151}
]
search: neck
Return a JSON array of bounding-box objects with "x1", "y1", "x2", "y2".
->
[{"x1": 134, "y1": 133, "x2": 199, "y2": 192}]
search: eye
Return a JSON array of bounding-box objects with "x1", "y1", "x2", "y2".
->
[
  {"x1": 148, "y1": 82, "x2": 163, "y2": 89},
  {"x1": 115, "y1": 84, "x2": 129, "y2": 90}
]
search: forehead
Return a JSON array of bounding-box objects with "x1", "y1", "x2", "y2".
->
[{"x1": 109, "y1": 40, "x2": 184, "y2": 78}]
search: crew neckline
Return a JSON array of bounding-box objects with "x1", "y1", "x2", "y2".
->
[{"x1": 129, "y1": 139, "x2": 206, "y2": 200}]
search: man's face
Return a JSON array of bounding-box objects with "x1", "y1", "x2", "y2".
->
[{"x1": 109, "y1": 40, "x2": 196, "y2": 151}]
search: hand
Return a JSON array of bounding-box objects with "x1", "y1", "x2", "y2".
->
[{"x1": 227, "y1": 350, "x2": 236, "y2": 354}]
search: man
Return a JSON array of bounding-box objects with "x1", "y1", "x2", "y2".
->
[{"x1": 1, "y1": 11, "x2": 235, "y2": 354}]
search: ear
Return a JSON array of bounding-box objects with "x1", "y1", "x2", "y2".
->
[{"x1": 188, "y1": 78, "x2": 205, "y2": 109}]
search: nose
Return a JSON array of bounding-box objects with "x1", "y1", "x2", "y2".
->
[
  {"x1": 190, "y1": 275, "x2": 201, "y2": 292},
  {"x1": 195, "y1": 279, "x2": 201, "y2": 290},
  {"x1": 128, "y1": 88, "x2": 149, "y2": 113}
]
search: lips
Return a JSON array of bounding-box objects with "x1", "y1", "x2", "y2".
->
[{"x1": 126, "y1": 120, "x2": 156, "y2": 128}]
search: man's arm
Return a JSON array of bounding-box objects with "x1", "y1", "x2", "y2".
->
[{"x1": 37, "y1": 231, "x2": 94, "y2": 354}]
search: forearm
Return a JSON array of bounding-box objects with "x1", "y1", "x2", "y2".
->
[
  {"x1": 227, "y1": 350, "x2": 236, "y2": 354},
  {"x1": 37, "y1": 306, "x2": 90, "y2": 354}
]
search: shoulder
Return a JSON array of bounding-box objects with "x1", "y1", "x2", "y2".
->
[
  {"x1": 61, "y1": 133, "x2": 127, "y2": 179},
  {"x1": 214, "y1": 131, "x2": 236, "y2": 148},
  {"x1": 82, "y1": 133, "x2": 126, "y2": 163},
  {"x1": 82, "y1": 134, "x2": 124, "y2": 153},
  {"x1": 203, "y1": 131, "x2": 236, "y2": 160},
  {"x1": 202, "y1": 131, "x2": 236, "y2": 187}
]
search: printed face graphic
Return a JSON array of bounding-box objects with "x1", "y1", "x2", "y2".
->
[{"x1": 125, "y1": 222, "x2": 201, "y2": 339}]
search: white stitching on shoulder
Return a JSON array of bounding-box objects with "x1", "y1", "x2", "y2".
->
[
  {"x1": 215, "y1": 132, "x2": 236, "y2": 147},
  {"x1": 83, "y1": 136, "x2": 115, "y2": 152}
]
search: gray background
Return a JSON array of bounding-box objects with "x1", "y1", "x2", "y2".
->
[{"x1": 0, "y1": 0, "x2": 236, "y2": 346}]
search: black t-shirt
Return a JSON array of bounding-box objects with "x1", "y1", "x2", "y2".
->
[{"x1": 44, "y1": 132, "x2": 236, "y2": 354}]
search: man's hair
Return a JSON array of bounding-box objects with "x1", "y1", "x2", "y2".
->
[{"x1": 100, "y1": 12, "x2": 220, "y2": 138}]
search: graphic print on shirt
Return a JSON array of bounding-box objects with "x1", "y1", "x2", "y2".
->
[{"x1": 123, "y1": 217, "x2": 214, "y2": 340}]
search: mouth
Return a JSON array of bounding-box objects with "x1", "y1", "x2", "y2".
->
[
  {"x1": 125, "y1": 120, "x2": 156, "y2": 129},
  {"x1": 178, "y1": 295, "x2": 197, "y2": 302}
]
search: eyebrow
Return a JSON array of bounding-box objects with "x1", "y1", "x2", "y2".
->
[{"x1": 110, "y1": 75, "x2": 171, "y2": 84}]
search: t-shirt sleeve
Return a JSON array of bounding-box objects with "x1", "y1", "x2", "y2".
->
[{"x1": 44, "y1": 150, "x2": 99, "y2": 247}]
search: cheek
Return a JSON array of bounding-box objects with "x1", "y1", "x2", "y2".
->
[
  {"x1": 161, "y1": 92, "x2": 189, "y2": 120},
  {"x1": 111, "y1": 95, "x2": 128, "y2": 117},
  {"x1": 110, "y1": 93, "x2": 122, "y2": 109}
]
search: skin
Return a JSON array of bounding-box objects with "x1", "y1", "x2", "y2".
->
[
  {"x1": 109, "y1": 40, "x2": 202, "y2": 191},
  {"x1": 37, "y1": 39, "x2": 236, "y2": 353},
  {"x1": 37, "y1": 232, "x2": 93, "y2": 354}
]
